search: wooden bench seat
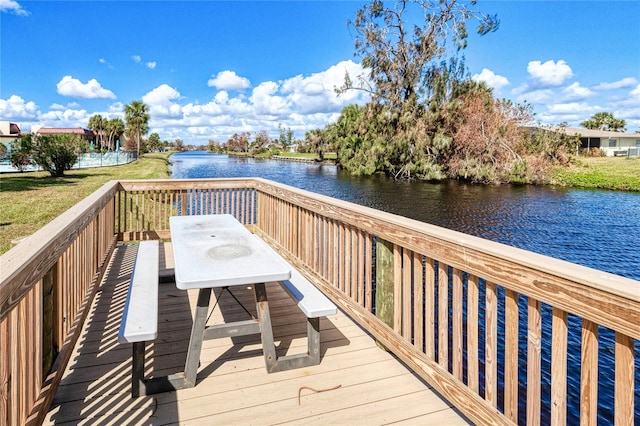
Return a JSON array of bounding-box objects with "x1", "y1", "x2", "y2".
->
[{"x1": 118, "y1": 240, "x2": 160, "y2": 397}]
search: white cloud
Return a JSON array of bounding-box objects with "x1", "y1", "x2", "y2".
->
[
  {"x1": 250, "y1": 81, "x2": 288, "y2": 116},
  {"x1": 527, "y1": 60, "x2": 573, "y2": 87},
  {"x1": 146, "y1": 61, "x2": 157, "y2": 70},
  {"x1": 208, "y1": 70, "x2": 251, "y2": 90},
  {"x1": 0, "y1": 95, "x2": 39, "y2": 120},
  {"x1": 513, "y1": 88, "x2": 555, "y2": 104},
  {"x1": 472, "y1": 68, "x2": 510, "y2": 92},
  {"x1": 40, "y1": 107, "x2": 90, "y2": 128},
  {"x1": 204, "y1": 61, "x2": 366, "y2": 118},
  {"x1": 50, "y1": 102, "x2": 80, "y2": 110},
  {"x1": 99, "y1": 58, "x2": 114, "y2": 69},
  {"x1": 149, "y1": 60, "x2": 372, "y2": 143},
  {"x1": 142, "y1": 84, "x2": 183, "y2": 119},
  {"x1": 0, "y1": 0, "x2": 29, "y2": 15},
  {"x1": 107, "y1": 102, "x2": 125, "y2": 115},
  {"x1": 562, "y1": 82, "x2": 593, "y2": 101},
  {"x1": 57, "y1": 76, "x2": 116, "y2": 99},
  {"x1": 545, "y1": 102, "x2": 599, "y2": 115},
  {"x1": 537, "y1": 102, "x2": 601, "y2": 126},
  {"x1": 280, "y1": 60, "x2": 369, "y2": 113},
  {"x1": 594, "y1": 77, "x2": 639, "y2": 91},
  {"x1": 131, "y1": 55, "x2": 141, "y2": 63}
]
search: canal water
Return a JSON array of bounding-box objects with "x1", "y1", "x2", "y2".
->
[{"x1": 170, "y1": 151, "x2": 639, "y2": 424}]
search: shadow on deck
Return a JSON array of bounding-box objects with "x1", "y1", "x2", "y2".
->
[{"x1": 44, "y1": 243, "x2": 470, "y2": 425}]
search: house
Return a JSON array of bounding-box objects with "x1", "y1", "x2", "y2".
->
[
  {"x1": 0, "y1": 121, "x2": 22, "y2": 146},
  {"x1": 31, "y1": 125, "x2": 98, "y2": 144},
  {"x1": 558, "y1": 127, "x2": 640, "y2": 157}
]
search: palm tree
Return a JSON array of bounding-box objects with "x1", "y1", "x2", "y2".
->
[
  {"x1": 105, "y1": 117, "x2": 125, "y2": 151},
  {"x1": 87, "y1": 114, "x2": 106, "y2": 150},
  {"x1": 124, "y1": 101, "x2": 150, "y2": 156}
]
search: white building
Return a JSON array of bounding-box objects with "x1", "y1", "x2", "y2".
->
[{"x1": 561, "y1": 127, "x2": 640, "y2": 157}]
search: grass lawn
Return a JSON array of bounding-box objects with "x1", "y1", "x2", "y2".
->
[
  {"x1": 551, "y1": 156, "x2": 640, "y2": 191},
  {"x1": 0, "y1": 153, "x2": 171, "y2": 254}
]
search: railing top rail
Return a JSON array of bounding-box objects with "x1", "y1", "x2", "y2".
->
[
  {"x1": 252, "y1": 178, "x2": 639, "y2": 303},
  {"x1": 117, "y1": 177, "x2": 257, "y2": 191},
  {"x1": 0, "y1": 180, "x2": 120, "y2": 321}
]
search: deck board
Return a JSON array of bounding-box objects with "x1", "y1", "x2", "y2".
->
[{"x1": 44, "y1": 243, "x2": 469, "y2": 425}]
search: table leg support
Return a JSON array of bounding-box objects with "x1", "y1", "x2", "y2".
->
[
  {"x1": 254, "y1": 283, "x2": 278, "y2": 371},
  {"x1": 184, "y1": 287, "x2": 212, "y2": 385},
  {"x1": 255, "y1": 283, "x2": 324, "y2": 373}
]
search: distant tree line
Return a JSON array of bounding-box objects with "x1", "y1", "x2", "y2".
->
[{"x1": 206, "y1": 124, "x2": 298, "y2": 157}]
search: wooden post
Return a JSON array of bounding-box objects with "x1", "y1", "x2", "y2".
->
[{"x1": 375, "y1": 238, "x2": 394, "y2": 350}]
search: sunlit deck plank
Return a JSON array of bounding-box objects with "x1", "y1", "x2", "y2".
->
[{"x1": 44, "y1": 243, "x2": 468, "y2": 425}]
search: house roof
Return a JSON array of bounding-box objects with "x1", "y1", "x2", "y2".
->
[
  {"x1": 36, "y1": 127, "x2": 96, "y2": 135},
  {"x1": 550, "y1": 126, "x2": 639, "y2": 139}
]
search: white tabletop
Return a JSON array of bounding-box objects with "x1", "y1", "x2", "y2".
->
[{"x1": 170, "y1": 214, "x2": 291, "y2": 290}]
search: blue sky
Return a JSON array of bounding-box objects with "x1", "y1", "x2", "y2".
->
[{"x1": 1, "y1": 0, "x2": 639, "y2": 146}]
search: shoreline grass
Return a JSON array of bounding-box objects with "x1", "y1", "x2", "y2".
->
[{"x1": 551, "y1": 156, "x2": 640, "y2": 192}]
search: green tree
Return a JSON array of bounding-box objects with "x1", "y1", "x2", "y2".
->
[
  {"x1": 124, "y1": 100, "x2": 150, "y2": 155},
  {"x1": 147, "y1": 132, "x2": 162, "y2": 152},
  {"x1": 9, "y1": 134, "x2": 34, "y2": 172},
  {"x1": 580, "y1": 112, "x2": 626, "y2": 132},
  {"x1": 227, "y1": 132, "x2": 250, "y2": 153},
  {"x1": 251, "y1": 130, "x2": 270, "y2": 154},
  {"x1": 305, "y1": 129, "x2": 328, "y2": 162},
  {"x1": 208, "y1": 139, "x2": 223, "y2": 153},
  {"x1": 31, "y1": 134, "x2": 79, "y2": 177},
  {"x1": 277, "y1": 124, "x2": 294, "y2": 152},
  {"x1": 341, "y1": 0, "x2": 498, "y2": 109},
  {"x1": 87, "y1": 114, "x2": 106, "y2": 150},
  {"x1": 105, "y1": 118, "x2": 125, "y2": 151},
  {"x1": 333, "y1": 0, "x2": 499, "y2": 180}
]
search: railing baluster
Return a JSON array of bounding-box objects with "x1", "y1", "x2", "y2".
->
[
  {"x1": 527, "y1": 298, "x2": 542, "y2": 426},
  {"x1": 467, "y1": 274, "x2": 479, "y2": 393},
  {"x1": 452, "y1": 268, "x2": 463, "y2": 380},
  {"x1": 413, "y1": 252, "x2": 424, "y2": 351},
  {"x1": 424, "y1": 257, "x2": 436, "y2": 361},
  {"x1": 614, "y1": 332, "x2": 634, "y2": 426},
  {"x1": 580, "y1": 319, "x2": 598, "y2": 426},
  {"x1": 402, "y1": 249, "x2": 412, "y2": 339},
  {"x1": 438, "y1": 261, "x2": 449, "y2": 369},
  {"x1": 485, "y1": 281, "x2": 498, "y2": 407},
  {"x1": 551, "y1": 307, "x2": 568, "y2": 426},
  {"x1": 505, "y1": 289, "x2": 519, "y2": 422},
  {"x1": 393, "y1": 244, "x2": 403, "y2": 333}
]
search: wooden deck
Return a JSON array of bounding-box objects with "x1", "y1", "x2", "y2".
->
[{"x1": 43, "y1": 243, "x2": 470, "y2": 425}]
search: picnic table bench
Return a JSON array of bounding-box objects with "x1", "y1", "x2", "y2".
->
[{"x1": 117, "y1": 225, "x2": 337, "y2": 397}]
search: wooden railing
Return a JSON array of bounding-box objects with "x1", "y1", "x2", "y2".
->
[
  {"x1": 0, "y1": 182, "x2": 118, "y2": 425},
  {"x1": 1, "y1": 178, "x2": 637, "y2": 425}
]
